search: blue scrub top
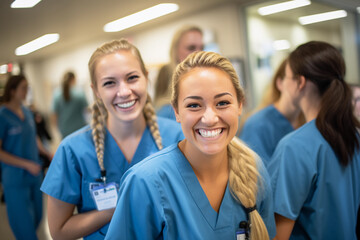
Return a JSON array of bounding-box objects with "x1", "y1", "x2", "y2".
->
[
  {"x1": 41, "y1": 117, "x2": 183, "y2": 240},
  {"x1": 239, "y1": 105, "x2": 294, "y2": 166},
  {"x1": 268, "y1": 120, "x2": 360, "y2": 239},
  {"x1": 0, "y1": 105, "x2": 41, "y2": 186},
  {"x1": 156, "y1": 104, "x2": 177, "y2": 121},
  {"x1": 105, "y1": 144, "x2": 276, "y2": 240}
]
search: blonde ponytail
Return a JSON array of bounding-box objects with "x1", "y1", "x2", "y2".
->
[
  {"x1": 143, "y1": 94, "x2": 163, "y2": 150},
  {"x1": 228, "y1": 137, "x2": 269, "y2": 240},
  {"x1": 90, "y1": 98, "x2": 107, "y2": 177}
]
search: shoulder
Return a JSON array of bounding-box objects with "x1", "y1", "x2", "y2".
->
[
  {"x1": 59, "y1": 125, "x2": 93, "y2": 149},
  {"x1": 156, "y1": 117, "x2": 183, "y2": 142},
  {"x1": 243, "y1": 106, "x2": 277, "y2": 128},
  {"x1": 125, "y1": 144, "x2": 180, "y2": 179}
]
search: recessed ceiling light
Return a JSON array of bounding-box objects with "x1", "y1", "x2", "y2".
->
[
  {"x1": 11, "y1": 0, "x2": 41, "y2": 8},
  {"x1": 104, "y1": 3, "x2": 179, "y2": 32},
  {"x1": 15, "y1": 34, "x2": 60, "y2": 56},
  {"x1": 299, "y1": 10, "x2": 347, "y2": 25},
  {"x1": 258, "y1": 0, "x2": 311, "y2": 16}
]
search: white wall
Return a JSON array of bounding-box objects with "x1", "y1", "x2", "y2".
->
[{"x1": 25, "y1": 2, "x2": 246, "y2": 114}]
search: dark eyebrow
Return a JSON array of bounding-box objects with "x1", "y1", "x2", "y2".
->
[
  {"x1": 183, "y1": 92, "x2": 233, "y2": 102},
  {"x1": 215, "y1": 92, "x2": 233, "y2": 98},
  {"x1": 126, "y1": 71, "x2": 138, "y2": 77}
]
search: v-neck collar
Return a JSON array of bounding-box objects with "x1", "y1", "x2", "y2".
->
[
  {"x1": 174, "y1": 146, "x2": 233, "y2": 230},
  {"x1": 4, "y1": 105, "x2": 26, "y2": 122},
  {"x1": 105, "y1": 126, "x2": 156, "y2": 170}
]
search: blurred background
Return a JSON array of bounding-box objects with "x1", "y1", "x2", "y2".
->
[{"x1": 0, "y1": 0, "x2": 359, "y2": 238}]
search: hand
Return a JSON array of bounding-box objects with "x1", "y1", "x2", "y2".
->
[{"x1": 25, "y1": 161, "x2": 42, "y2": 176}]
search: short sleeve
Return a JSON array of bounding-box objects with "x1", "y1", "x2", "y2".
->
[
  {"x1": 105, "y1": 171, "x2": 165, "y2": 239},
  {"x1": 40, "y1": 142, "x2": 82, "y2": 204},
  {"x1": 268, "y1": 139, "x2": 316, "y2": 220}
]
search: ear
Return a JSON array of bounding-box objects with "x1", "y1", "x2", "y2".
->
[
  {"x1": 91, "y1": 84, "x2": 100, "y2": 99},
  {"x1": 238, "y1": 102, "x2": 243, "y2": 116},
  {"x1": 298, "y1": 76, "x2": 306, "y2": 90},
  {"x1": 172, "y1": 105, "x2": 181, "y2": 123},
  {"x1": 275, "y1": 77, "x2": 283, "y2": 92}
]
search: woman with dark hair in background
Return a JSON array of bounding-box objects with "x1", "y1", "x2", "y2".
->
[
  {"x1": 0, "y1": 75, "x2": 52, "y2": 240},
  {"x1": 51, "y1": 71, "x2": 89, "y2": 138},
  {"x1": 268, "y1": 41, "x2": 360, "y2": 239}
]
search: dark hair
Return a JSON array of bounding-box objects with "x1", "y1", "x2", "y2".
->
[
  {"x1": 62, "y1": 71, "x2": 75, "y2": 102},
  {"x1": 289, "y1": 41, "x2": 360, "y2": 165},
  {"x1": 2, "y1": 75, "x2": 27, "y2": 103}
]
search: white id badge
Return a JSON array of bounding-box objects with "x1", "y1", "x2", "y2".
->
[{"x1": 90, "y1": 182, "x2": 118, "y2": 211}]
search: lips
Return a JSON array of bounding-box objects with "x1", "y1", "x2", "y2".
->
[
  {"x1": 116, "y1": 100, "x2": 135, "y2": 109},
  {"x1": 198, "y1": 128, "x2": 223, "y2": 138}
]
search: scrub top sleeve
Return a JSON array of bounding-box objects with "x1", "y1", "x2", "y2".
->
[
  {"x1": 41, "y1": 143, "x2": 82, "y2": 204},
  {"x1": 106, "y1": 172, "x2": 165, "y2": 240},
  {"x1": 269, "y1": 142, "x2": 315, "y2": 220}
]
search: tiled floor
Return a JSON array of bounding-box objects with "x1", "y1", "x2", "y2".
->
[{"x1": 0, "y1": 193, "x2": 52, "y2": 240}]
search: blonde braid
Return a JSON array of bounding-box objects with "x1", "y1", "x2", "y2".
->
[
  {"x1": 228, "y1": 137, "x2": 269, "y2": 240},
  {"x1": 143, "y1": 94, "x2": 163, "y2": 150},
  {"x1": 90, "y1": 98, "x2": 107, "y2": 175}
]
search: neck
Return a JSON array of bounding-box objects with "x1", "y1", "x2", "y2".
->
[
  {"x1": 6, "y1": 100, "x2": 22, "y2": 110},
  {"x1": 273, "y1": 98, "x2": 301, "y2": 128},
  {"x1": 179, "y1": 140, "x2": 229, "y2": 182},
  {"x1": 107, "y1": 114, "x2": 146, "y2": 140}
]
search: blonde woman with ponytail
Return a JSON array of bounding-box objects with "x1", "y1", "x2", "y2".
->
[
  {"x1": 106, "y1": 51, "x2": 276, "y2": 239},
  {"x1": 41, "y1": 39, "x2": 183, "y2": 240}
]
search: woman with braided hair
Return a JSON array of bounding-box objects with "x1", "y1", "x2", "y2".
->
[
  {"x1": 105, "y1": 51, "x2": 276, "y2": 239},
  {"x1": 41, "y1": 39, "x2": 183, "y2": 240},
  {"x1": 268, "y1": 41, "x2": 360, "y2": 239}
]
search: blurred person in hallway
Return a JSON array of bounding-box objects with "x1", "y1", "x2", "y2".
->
[
  {"x1": 239, "y1": 58, "x2": 305, "y2": 166},
  {"x1": 41, "y1": 39, "x2": 184, "y2": 240},
  {"x1": 350, "y1": 83, "x2": 360, "y2": 122},
  {"x1": 154, "y1": 25, "x2": 204, "y2": 120},
  {"x1": 268, "y1": 41, "x2": 360, "y2": 239},
  {"x1": 51, "y1": 71, "x2": 89, "y2": 138},
  {"x1": 0, "y1": 74, "x2": 52, "y2": 240}
]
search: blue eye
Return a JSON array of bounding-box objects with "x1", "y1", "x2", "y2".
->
[
  {"x1": 102, "y1": 81, "x2": 115, "y2": 87},
  {"x1": 128, "y1": 75, "x2": 139, "y2": 82},
  {"x1": 217, "y1": 101, "x2": 230, "y2": 107},
  {"x1": 186, "y1": 103, "x2": 200, "y2": 109}
]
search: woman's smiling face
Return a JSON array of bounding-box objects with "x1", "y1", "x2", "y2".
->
[
  {"x1": 94, "y1": 50, "x2": 148, "y2": 124},
  {"x1": 175, "y1": 67, "x2": 242, "y2": 156}
]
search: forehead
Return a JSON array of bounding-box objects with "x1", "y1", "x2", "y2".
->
[
  {"x1": 178, "y1": 67, "x2": 235, "y2": 96},
  {"x1": 179, "y1": 31, "x2": 202, "y2": 44},
  {"x1": 96, "y1": 51, "x2": 140, "y2": 71}
]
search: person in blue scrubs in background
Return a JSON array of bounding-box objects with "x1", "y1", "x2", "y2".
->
[
  {"x1": 239, "y1": 58, "x2": 304, "y2": 165},
  {"x1": 268, "y1": 41, "x2": 360, "y2": 240},
  {"x1": 0, "y1": 75, "x2": 52, "y2": 240},
  {"x1": 154, "y1": 25, "x2": 204, "y2": 120},
  {"x1": 41, "y1": 39, "x2": 184, "y2": 240},
  {"x1": 106, "y1": 51, "x2": 276, "y2": 240}
]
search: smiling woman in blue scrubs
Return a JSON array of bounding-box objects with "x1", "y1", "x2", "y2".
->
[
  {"x1": 105, "y1": 51, "x2": 276, "y2": 240},
  {"x1": 268, "y1": 41, "x2": 360, "y2": 239},
  {"x1": 0, "y1": 75, "x2": 52, "y2": 240},
  {"x1": 40, "y1": 39, "x2": 183, "y2": 240}
]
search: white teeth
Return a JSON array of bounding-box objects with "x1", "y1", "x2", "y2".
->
[
  {"x1": 198, "y1": 129, "x2": 222, "y2": 138},
  {"x1": 116, "y1": 100, "x2": 135, "y2": 109}
]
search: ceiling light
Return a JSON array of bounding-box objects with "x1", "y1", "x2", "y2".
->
[
  {"x1": 273, "y1": 40, "x2": 291, "y2": 51},
  {"x1": 104, "y1": 3, "x2": 179, "y2": 32},
  {"x1": 299, "y1": 10, "x2": 347, "y2": 25},
  {"x1": 15, "y1": 33, "x2": 60, "y2": 56},
  {"x1": 11, "y1": 0, "x2": 41, "y2": 8},
  {"x1": 258, "y1": 0, "x2": 310, "y2": 16}
]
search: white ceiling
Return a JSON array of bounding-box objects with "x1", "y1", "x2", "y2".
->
[{"x1": 0, "y1": 0, "x2": 358, "y2": 65}]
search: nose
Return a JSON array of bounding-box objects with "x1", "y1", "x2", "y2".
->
[
  {"x1": 201, "y1": 107, "x2": 219, "y2": 125},
  {"x1": 117, "y1": 82, "x2": 131, "y2": 98}
]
